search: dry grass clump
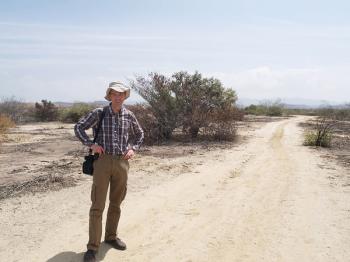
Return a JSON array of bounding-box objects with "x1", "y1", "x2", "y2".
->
[
  {"x1": 0, "y1": 114, "x2": 15, "y2": 134},
  {"x1": 303, "y1": 131, "x2": 332, "y2": 147},
  {"x1": 303, "y1": 117, "x2": 337, "y2": 147},
  {"x1": 303, "y1": 118, "x2": 335, "y2": 147},
  {"x1": 203, "y1": 121, "x2": 237, "y2": 141}
]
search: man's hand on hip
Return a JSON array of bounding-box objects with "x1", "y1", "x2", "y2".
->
[
  {"x1": 90, "y1": 144, "x2": 104, "y2": 154},
  {"x1": 123, "y1": 149, "x2": 135, "y2": 160}
]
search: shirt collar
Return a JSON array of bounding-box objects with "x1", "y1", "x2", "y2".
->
[{"x1": 108, "y1": 103, "x2": 125, "y2": 116}]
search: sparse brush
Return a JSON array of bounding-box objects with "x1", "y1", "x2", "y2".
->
[
  {"x1": 203, "y1": 106, "x2": 238, "y2": 141},
  {"x1": 59, "y1": 103, "x2": 94, "y2": 123},
  {"x1": 127, "y1": 104, "x2": 162, "y2": 145},
  {"x1": 303, "y1": 117, "x2": 335, "y2": 147},
  {"x1": 0, "y1": 96, "x2": 30, "y2": 123},
  {"x1": 204, "y1": 122, "x2": 237, "y2": 141},
  {"x1": 245, "y1": 100, "x2": 284, "y2": 116},
  {"x1": 0, "y1": 114, "x2": 15, "y2": 134},
  {"x1": 303, "y1": 131, "x2": 332, "y2": 147},
  {"x1": 34, "y1": 100, "x2": 59, "y2": 121}
]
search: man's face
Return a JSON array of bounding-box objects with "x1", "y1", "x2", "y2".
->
[{"x1": 109, "y1": 90, "x2": 126, "y2": 105}]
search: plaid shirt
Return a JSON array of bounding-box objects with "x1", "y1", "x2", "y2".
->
[{"x1": 74, "y1": 104, "x2": 144, "y2": 155}]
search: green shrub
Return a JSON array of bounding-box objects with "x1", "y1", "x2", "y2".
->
[
  {"x1": 59, "y1": 103, "x2": 94, "y2": 123},
  {"x1": 267, "y1": 105, "x2": 283, "y2": 116},
  {"x1": 303, "y1": 117, "x2": 335, "y2": 147},
  {"x1": 303, "y1": 131, "x2": 332, "y2": 147},
  {"x1": 131, "y1": 71, "x2": 239, "y2": 139},
  {"x1": 131, "y1": 73, "x2": 178, "y2": 139},
  {"x1": 171, "y1": 71, "x2": 237, "y2": 138},
  {"x1": 245, "y1": 100, "x2": 284, "y2": 116}
]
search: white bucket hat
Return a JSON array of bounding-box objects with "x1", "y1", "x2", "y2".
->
[{"x1": 105, "y1": 81, "x2": 130, "y2": 101}]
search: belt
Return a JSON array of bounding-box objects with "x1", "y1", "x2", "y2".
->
[{"x1": 104, "y1": 153, "x2": 124, "y2": 159}]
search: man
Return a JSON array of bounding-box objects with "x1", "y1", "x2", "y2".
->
[{"x1": 74, "y1": 82, "x2": 144, "y2": 262}]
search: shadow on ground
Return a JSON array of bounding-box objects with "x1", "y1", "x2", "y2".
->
[{"x1": 46, "y1": 243, "x2": 112, "y2": 262}]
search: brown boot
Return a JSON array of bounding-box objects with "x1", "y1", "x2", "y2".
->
[{"x1": 105, "y1": 238, "x2": 127, "y2": 250}]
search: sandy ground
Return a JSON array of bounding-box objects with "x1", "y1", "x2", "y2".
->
[{"x1": 0, "y1": 116, "x2": 349, "y2": 262}]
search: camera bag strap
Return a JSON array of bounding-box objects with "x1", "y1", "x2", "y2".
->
[{"x1": 89, "y1": 106, "x2": 107, "y2": 154}]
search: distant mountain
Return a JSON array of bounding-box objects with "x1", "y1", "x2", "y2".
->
[
  {"x1": 54, "y1": 100, "x2": 139, "y2": 107},
  {"x1": 54, "y1": 97, "x2": 348, "y2": 109},
  {"x1": 54, "y1": 101, "x2": 108, "y2": 107},
  {"x1": 237, "y1": 97, "x2": 349, "y2": 109}
]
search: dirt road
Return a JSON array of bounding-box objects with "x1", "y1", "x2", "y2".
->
[{"x1": 1, "y1": 116, "x2": 349, "y2": 262}]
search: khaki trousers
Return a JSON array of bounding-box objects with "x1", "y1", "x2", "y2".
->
[{"x1": 87, "y1": 154, "x2": 129, "y2": 251}]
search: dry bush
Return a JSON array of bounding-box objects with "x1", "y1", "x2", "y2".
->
[
  {"x1": 34, "y1": 100, "x2": 59, "y2": 121},
  {"x1": 318, "y1": 106, "x2": 350, "y2": 121},
  {"x1": 126, "y1": 104, "x2": 163, "y2": 145},
  {"x1": 202, "y1": 107, "x2": 239, "y2": 141},
  {"x1": 0, "y1": 97, "x2": 31, "y2": 123},
  {"x1": 203, "y1": 121, "x2": 237, "y2": 141},
  {"x1": 0, "y1": 114, "x2": 15, "y2": 134},
  {"x1": 303, "y1": 117, "x2": 335, "y2": 147},
  {"x1": 127, "y1": 103, "x2": 241, "y2": 143}
]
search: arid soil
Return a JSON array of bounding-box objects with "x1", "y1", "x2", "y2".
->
[
  {"x1": 0, "y1": 116, "x2": 349, "y2": 262},
  {"x1": 300, "y1": 119, "x2": 350, "y2": 170},
  {"x1": 0, "y1": 117, "x2": 268, "y2": 199}
]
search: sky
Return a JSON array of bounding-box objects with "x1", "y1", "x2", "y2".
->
[{"x1": 1, "y1": 0, "x2": 350, "y2": 105}]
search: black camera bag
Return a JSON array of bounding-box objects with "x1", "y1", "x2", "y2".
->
[{"x1": 82, "y1": 108, "x2": 106, "y2": 175}]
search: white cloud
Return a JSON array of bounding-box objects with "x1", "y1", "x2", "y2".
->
[
  {"x1": 1, "y1": 21, "x2": 350, "y2": 104},
  {"x1": 211, "y1": 67, "x2": 350, "y2": 103}
]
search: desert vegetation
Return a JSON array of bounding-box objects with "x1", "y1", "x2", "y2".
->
[
  {"x1": 303, "y1": 117, "x2": 335, "y2": 147},
  {"x1": 299, "y1": 104, "x2": 350, "y2": 169},
  {"x1": 285, "y1": 104, "x2": 350, "y2": 120},
  {"x1": 0, "y1": 114, "x2": 15, "y2": 135},
  {"x1": 34, "y1": 100, "x2": 59, "y2": 121},
  {"x1": 244, "y1": 100, "x2": 284, "y2": 117},
  {"x1": 58, "y1": 103, "x2": 95, "y2": 123},
  {"x1": 0, "y1": 71, "x2": 242, "y2": 145},
  {"x1": 301, "y1": 104, "x2": 350, "y2": 148},
  {"x1": 131, "y1": 71, "x2": 242, "y2": 144}
]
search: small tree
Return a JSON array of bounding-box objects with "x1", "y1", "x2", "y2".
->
[
  {"x1": 171, "y1": 71, "x2": 237, "y2": 138},
  {"x1": 131, "y1": 73, "x2": 179, "y2": 139},
  {"x1": 131, "y1": 71, "x2": 239, "y2": 140},
  {"x1": 34, "y1": 100, "x2": 58, "y2": 121}
]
